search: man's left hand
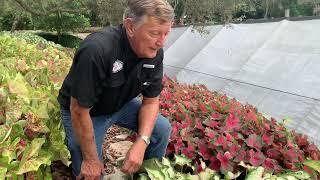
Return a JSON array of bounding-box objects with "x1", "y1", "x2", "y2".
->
[{"x1": 121, "y1": 139, "x2": 147, "y2": 174}]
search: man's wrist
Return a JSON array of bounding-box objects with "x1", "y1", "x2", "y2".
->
[{"x1": 137, "y1": 135, "x2": 150, "y2": 145}]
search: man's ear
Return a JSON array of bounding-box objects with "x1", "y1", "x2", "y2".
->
[{"x1": 124, "y1": 18, "x2": 135, "y2": 37}]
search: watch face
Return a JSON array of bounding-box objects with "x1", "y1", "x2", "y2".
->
[{"x1": 140, "y1": 135, "x2": 150, "y2": 145}]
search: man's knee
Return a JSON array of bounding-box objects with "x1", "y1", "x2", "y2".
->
[{"x1": 155, "y1": 115, "x2": 172, "y2": 138}]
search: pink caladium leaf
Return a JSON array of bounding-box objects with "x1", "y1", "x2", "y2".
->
[
  {"x1": 199, "y1": 103, "x2": 208, "y2": 113},
  {"x1": 229, "y1": 144, "x2": 241, "y2": 157},
  {"x1": 234, "y1": 149, "x2": 248, "y2": 162},
  {"x1": 262, "y1": 158, "x2": 281, "y2": 173},
  {"x1": 195, "y1": 120, "x2": 204, "y2": 131},
  {"x1": 226, "y1": 113, "x2": 240, "y2": 130},
  {"x1": 217, "y1": 152, "x2": 233, "y2": 172},
  {"x1": 249, "y1": 149, "x2": 266, "y2": 166},
  {"x1": 246, "y1": 134, "x2": 263, "y2": 150},
  {"x1": 245, "y1": 110, "x2": 257, "y2": 121},
  {"x1": 215, "y1": 135, "x2": 226, "y2": 146},
  {"x1": 208, "y1": 120, "x2": 220, "y2": 129},
  {"x1": 225, "y1": 132, "x2": 233, "y2": 142},
  {"x1": 262, "y1": 134, "x2": 274, "y2": 145},
  {"x1": 205, "y1": 128, "x2": 215, "y2": 139},
  {"x1": 211, "y1": 112, "x2": 221, "y2": 120}
]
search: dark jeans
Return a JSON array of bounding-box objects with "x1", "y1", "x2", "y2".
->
[{"x1": 60, "y1": 98, "x2": 172, "y2": 176}]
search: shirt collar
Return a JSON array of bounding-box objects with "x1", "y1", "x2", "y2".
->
[{"x1": 120, "y1": 24, "x2": 138, "y2": 60}]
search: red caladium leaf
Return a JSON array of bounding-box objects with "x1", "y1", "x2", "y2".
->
[
  {"x1": 198, "y1": 142, "x2": 211, "y2": 160},
  {"x1": 205, "y1": 128, "x2": 215, "y2": 138},
  {"x1": 226, "y1": 113, "x2": 240, "y2": 130},
  {"x1": 262, "y1": 134, "x2": 273, "y2": 145},
  {"x1": 209, "y1": 156, "x2": 221, "y2": 171},
  {"x1": 267, "y1": 148, "x2": 282, "y2": 160},
  {"x1": 262, "y1": 158, "x2": 277, "y2": 172},
  {"x1": 171, "y1": 122, "x2": 179, "y2": 138},
  {"x1": 249, "y1": 149, "x2": 266, "y2": 166},
  {"x1": 217, "y1": 152, "x2": 233, "y2": 172},
  {"x1": 282, "y1": 148, "x2": 299, "y2": 163},
  {"x1": 294, "y1": 134, "x2": 309, "y2": 147},
  {"x1": 181, "y1": 141, "x2": 194, "y2": 159},
  {"x1": 284, "y1": 161, "x2": 300, "y2": 171},
  {"x1": 175, "y1": 139, "x2": 183, "y2": 154},
  {"x1": 246, "y1": 134, "x2": 263, "y2": 150}
]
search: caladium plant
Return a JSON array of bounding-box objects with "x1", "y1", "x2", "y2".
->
[
  {"x1": 0, "y1": 33, "x2": 72, "y2": 178},
  {"x1": 160, "y1": 76, "x2": 320, "y2": 179}
]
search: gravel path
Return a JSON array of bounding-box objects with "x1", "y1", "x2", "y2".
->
[{"x1": 51, "y1": 125, "x2": 133, "y2": 179}]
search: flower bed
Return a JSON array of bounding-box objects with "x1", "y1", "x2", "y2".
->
[{"x1": 156, "y1": 76, "x2": 320, "y2": 179}]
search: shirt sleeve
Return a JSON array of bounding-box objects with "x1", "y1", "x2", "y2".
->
[
  {"x1": 70, "y1": 43, "x2": 104, "y2": 108},
  {"x1": 141, "y1": 51, "x2": 164, "y2": 98}
]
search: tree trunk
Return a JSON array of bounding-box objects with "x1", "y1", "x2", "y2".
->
[
  {"x1": 10, "y1": 15, "x2": 20, "y2": 32},
  {"x1": 264, "y1": 0, "x2": 269, "y2": 19},
  {"x1": 285, "y1": 8, "x2": 290, "y2": 17},
  {"x1": 179, "y1": 0, "x2": 187, "y2": 25}
]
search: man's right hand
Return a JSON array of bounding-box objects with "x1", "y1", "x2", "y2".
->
[{"x1": 79, "y1": 159, "x2": 105, "y2": 180}]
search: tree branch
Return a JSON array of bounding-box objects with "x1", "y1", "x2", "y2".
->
[{"x1": 13, "y1": 0, "x2": 85, "y2": 16}]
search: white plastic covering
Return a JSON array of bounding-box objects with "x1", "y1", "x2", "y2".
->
[{"x1": 163, "y1": 19, "x2": 320, "y2": 146}]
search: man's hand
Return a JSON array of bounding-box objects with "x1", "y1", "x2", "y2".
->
[
  {"x1": 79, "y1": 159, "x2": 104, "y2": 180},
  {"x1": 121, "y1": 139, "x2": 147, "y2": 174}
]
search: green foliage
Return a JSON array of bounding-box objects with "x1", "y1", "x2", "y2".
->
[
  {"x1": 304, "y1": 160, "x2": 320, "y2": 173},
  {"x1": 139, "y1": 156, "x2": 313, "y2": 180},
  {"x1": 0, "y1": 34, "x2": 72, "y2": 178},
  {"x1": 33, "y1": 13, "x2": 90, "y2": 35},
  {"x1": 36, "y1": 32, "x2": 82, "y2": 48}
]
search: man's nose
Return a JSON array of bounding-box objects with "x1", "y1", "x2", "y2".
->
[{"x1": 156, "y1": 35, "x2": 166, "y2": 47}]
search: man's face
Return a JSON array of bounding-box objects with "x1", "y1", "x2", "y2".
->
[{"x1": 125, "y1": 16, "x2": 172, "y2": 58}]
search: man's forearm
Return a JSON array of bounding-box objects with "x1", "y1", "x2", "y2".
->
[
  {"x1": 138, "y1": 98, "x2": 159, "y2": 136},
  {"x1": 71, "y1": 111, "x2": 99, "y2": 160}
]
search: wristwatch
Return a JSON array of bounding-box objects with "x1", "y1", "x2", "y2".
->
[{"x1": 138, "y1": 135, "x2": 150, "y2": 145}]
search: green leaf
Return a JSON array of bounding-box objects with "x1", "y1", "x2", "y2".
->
[
  {"x1": 48, "y1": 129, "x2": 71, "y2": 166},
  {"x1": 0, "y1": 166, "x2": 7, "y2": 179},
  {"x1": 17, "y1": 150, "x2": 52, "y2": 174},
  {"x1": 0, "y1": 124, "x2": 12, "y2": 144},
  {"x1": 174, "y1": 154, "x2": 192, "y2": 166},
  {"x1": 138, "y1": 173, "x2": 150, "y2": 180},
  {"x1": 245, "y1": 166, "x2": 264, "y2": 180},
  {"x1": 7, "y1": 73, "x2": 29, "y2": 102},
  {"x1": 197, "y1": 168, "x2": 217, "y2": 179},
  {"x1": 145, "y1": 167, "x2": 166, "y2": 179},
  {"x1": 17, "y1": 138, "x2": 46, "y2": 174},
  {"x1": 304, "y1": 160, "x2": 320, "y2": 173}
]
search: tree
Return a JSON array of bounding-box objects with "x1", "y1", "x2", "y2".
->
[
  {"x1": 10, "y1": 0, "x2": 90, "y2": 39},
  {"x1": 97, "y1": 0, "x2": 127, "y2": 26}
]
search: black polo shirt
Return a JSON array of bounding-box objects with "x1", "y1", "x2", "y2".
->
[{"x1": 57, "y1": 25, "x2": 164, "y2": 116}]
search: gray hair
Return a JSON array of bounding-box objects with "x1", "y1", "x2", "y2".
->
[{"x1": 123, "y1": 0, "x2": 174, "y2": 25}]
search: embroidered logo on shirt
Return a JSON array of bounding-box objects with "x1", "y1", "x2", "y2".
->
[
  {"x1": 143, "y1": 82, "x2": 151, "y2": 86},
  {"x1": 112, "y1": 60, "x2": 123, "y2": 73},
  {"x1": 143, "y1": 64, "x2": 155, "y2": 69}
]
